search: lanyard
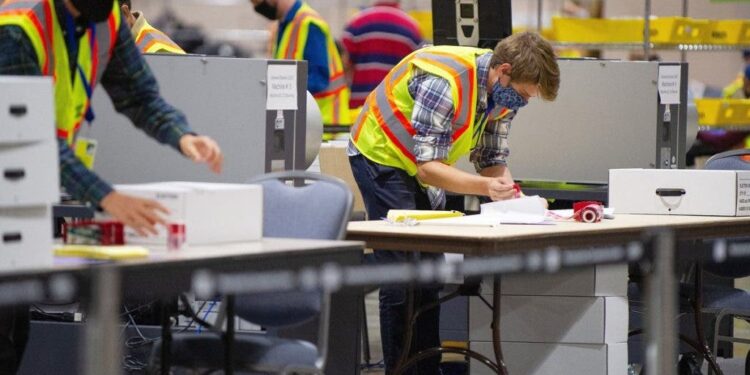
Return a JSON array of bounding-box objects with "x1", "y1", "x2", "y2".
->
[
  {"x1": 64, "y1": 11, "x2": 96, "y2": 124},
  {"x1": 485, "y1": 89, "x2": 495, "y2": 118}
]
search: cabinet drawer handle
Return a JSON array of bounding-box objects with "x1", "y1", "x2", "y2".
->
[
  {"x1": 3, "y1": 168, "x2": 25, "y2": 180},
  {"x1": 655, "y1": 188, "x2": 686, "y2": 197},
  {"x1": 2, "y1": 232, "x2": 22, "y2": 243},
  {"x1": 9, "y1": 104, "x2": 27, "y2": 117}
]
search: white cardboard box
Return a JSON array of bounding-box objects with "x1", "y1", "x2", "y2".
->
[
  {"x1": 609, "y1": 168, "x2": 750, "y2": 216},
  {"x1": 114, "y1": 182, "x2": 262, "y2": 245},
  {"x1": 470, "y1": 341, "x2": 627, "y2": 375},
  {"x1": 487, "y1": 265, "x2": 628, "y2": 297},
  {"x1": 0, "y1": 206, "x2": 53, "y2": 271},
  {"x1": 469, "y1": 295, "x2": 628, "y2": 344}
]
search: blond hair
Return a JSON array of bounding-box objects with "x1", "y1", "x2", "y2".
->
[{"x1": 490, "y1": 32, "x2": 560, "y2": 101}]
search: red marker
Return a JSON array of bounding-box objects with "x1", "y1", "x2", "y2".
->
[{"x1": 512, "y1": 183, "x2": 522, "y2": 199}]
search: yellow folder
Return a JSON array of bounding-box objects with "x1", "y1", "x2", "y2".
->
[
  {"x1": 386, "y1": 210, "x2": 464, "y2": 223},
  {"x1": 54, "y1": 245, "x2": 150, "y2": 260}
]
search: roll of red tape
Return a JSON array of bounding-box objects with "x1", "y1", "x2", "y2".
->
[{"x1": 573, "y1": 201, "x2": 604, "y2": 223}]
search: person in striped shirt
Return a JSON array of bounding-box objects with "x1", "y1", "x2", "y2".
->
[{"x1": 342, "y1": 1, "x2": 423, "y2": 110}]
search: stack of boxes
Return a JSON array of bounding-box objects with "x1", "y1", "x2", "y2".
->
[
  {"x1": 469, "y1": 265, "x2": 629, "y2": 375},
  {"x1": 0, "y1": 77, "x2": 58, "y2": 271}
]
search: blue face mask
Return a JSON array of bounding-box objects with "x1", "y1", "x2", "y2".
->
[{"x1": 492, "y1": 82, "x2": 528, "y2": 112}]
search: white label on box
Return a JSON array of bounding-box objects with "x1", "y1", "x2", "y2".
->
[
  {"x1": 737, "y1": 176, "x2": 750, "y2": 215},
  {"x1": 657, "y1": 65, "x2": 681, "y2": 105},
  {"x1": 266, "y1": 64, "x2": 298, "y2": 110}
]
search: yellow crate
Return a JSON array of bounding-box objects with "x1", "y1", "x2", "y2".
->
[
  {"x1": 706, "y1": 20, "x2": 750, "y2": 45},
  {"x1": 696, "y1": 99, "x2": 750, "y2": 126},
  {"x1": 649, "y1": 17, "x2": 710, "y2": 44},
  {"x1": 408, "y1": 10, "x2": 433, "y2": 42},
  {"x1": 552, "y1": 17, "x2": 643, "y2": 43},
  {"x1": 513, "y1": 26, "x2": 555, "y2": 41}
]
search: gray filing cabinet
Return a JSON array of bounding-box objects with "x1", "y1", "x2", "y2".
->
[{"x1": 0, "y1": 77, "x2": 58, "y2": 271}]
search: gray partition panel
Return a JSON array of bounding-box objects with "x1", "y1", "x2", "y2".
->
[
  {"x1": 509, "y1": 60, "x2": 660, "y2": 184},
  {"x1": 89, "y1": 55, "x2": 307, "y2": 184},
  {"x1": 457, "y1": 60, "x2": 685, "y2": 185}
]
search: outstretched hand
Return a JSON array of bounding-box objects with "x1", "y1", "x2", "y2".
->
[
  {"x1": 179, "y1": 134, "x2": 223, "y2": 173},
  {"x1": 100, "y1": 192, "x2": 169, "y2": 236}
]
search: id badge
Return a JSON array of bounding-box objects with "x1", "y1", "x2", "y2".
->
[{"x1": 74, "y1": 137, "x2": 98, "y2": 170}]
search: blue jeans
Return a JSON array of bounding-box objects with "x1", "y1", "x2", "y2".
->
[{"x1": 350, "y1": 154, "x2": 442, "y2": 375}]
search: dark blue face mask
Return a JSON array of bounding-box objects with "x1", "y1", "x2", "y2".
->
[{"x1": 492, "y1": 81, "x2": 528, "y2": 112}]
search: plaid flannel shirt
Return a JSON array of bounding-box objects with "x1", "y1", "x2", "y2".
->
[{"x1": 409, "y1": 52, "x2": 515, "y2": 172}]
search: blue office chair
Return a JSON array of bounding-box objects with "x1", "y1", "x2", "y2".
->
[{"x1": 149, "y1": 170, "x2": 353, "y2": 374}]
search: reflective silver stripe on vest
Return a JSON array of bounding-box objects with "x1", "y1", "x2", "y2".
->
[
  {"x1": 1, "y1": 1, "x2": 40, "y2": 11},
  {"x1": 92, "y1": 16, "x2": 116, "y2": 86},
  {"x1": 327, "y1": 73, "x2": 347, "y2": 92},
  {"x1": 373, "y1": 83, "x2": 415, "y2": 154},
  {"x1": 1, "y1": 0, "x2": 56, "y2": 74},
  {"x1": 283, "y1": 11, "x2": 314, "y2": 59},
  {"x1": 136, "y1": 30, "x2": 178, "y2": 53},
  {"x1": 371, "y1": 60, "x2": 414, "y2": 153},
  {"x1": 413, "y1": 52, "x2": 474, "y2": 131},
  {"x1": 350, "y1": 59, "x2": 409, "y2": 139}
]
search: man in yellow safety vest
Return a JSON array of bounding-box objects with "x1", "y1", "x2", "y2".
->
[
  {"x1": 0, "y1": 1, "x2": 222, "y2": 370},
  {"x1": 348, "y1": 32, "x2": 560, "y2": 374},
  {"x1": 250, "y1": 0, "x2": 351, "y2": 139},
  {"x1": 120, "y1": 0, "x2": 185, "y2": 54}
]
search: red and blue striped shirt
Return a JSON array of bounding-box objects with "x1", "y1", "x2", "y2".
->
[{"x1": 342, "y1": 2, "x2": 423, "y2": 108}]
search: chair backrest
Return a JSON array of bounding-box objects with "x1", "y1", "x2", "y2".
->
[
  {"x1": 703, "y1": 150, "x2": 750, "y2": 278},
  {"x1": 705, "y1": 149, "x2": 750, "y2": 171},
  {"x1": 249, "y1": 170, "x2": 353, "y2": 241},
  {"x1": 235, "y1": 171, "x2": 353, "y2": 328}
]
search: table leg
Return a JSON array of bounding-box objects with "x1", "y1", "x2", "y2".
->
[
  {"x1": 492, "y1": 276, "x2": 509, "y2": 375},
  {"x1": 83, "y1": 267, "x2": 121, "y2": 375},
  {"x1": 224, "y1": 295, "x2": 235, "y2": 375},
  {"x1": 645, "y1": 230, "x2": 677, "y2": 375},
  {"x1": 160, "y1": 300, "x2": 172, "y2": 375}
]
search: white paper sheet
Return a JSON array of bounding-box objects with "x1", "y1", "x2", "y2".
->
[
  {"x1": 266, "y1": 64, "x2": 298, "y2": 110},
  {"x1": 420, "y1": 196, "x2": 555, "y2": 227},
  {"x1": 658, "y1": 65, "x2": 681, "y2": 105}
]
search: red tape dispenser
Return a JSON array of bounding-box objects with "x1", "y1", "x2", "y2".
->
[{"x1": 573, "y1": 201, "x2": 604, "y2": 223}]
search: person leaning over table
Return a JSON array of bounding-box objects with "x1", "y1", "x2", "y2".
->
[
  {"x1": 348, "y1": 31, "x2": 560, "y2": 374},
  {"x1": 0, "y1": 0, "x2": 223, "y2": 371}
]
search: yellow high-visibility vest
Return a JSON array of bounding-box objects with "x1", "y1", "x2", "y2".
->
[
  {"x1": 722, "y1": 72, "x2": 745, "y2": 99},
  {"x1": 0, "y1": 0, "x2": 121, "y2": 146},
  {"x1": 134, "y1": 17, "x2": 184, "y2": 54},
  {"x1": 351, "y1": 45, "x2": 511, "y2": 175},
  {"x1": 275, "y1": 2, "x2": 350, "y2": 127}
]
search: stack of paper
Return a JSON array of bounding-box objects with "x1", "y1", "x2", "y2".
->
[{"x1": 423, "y1": 196, "x2": 553, "y2": 227}]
